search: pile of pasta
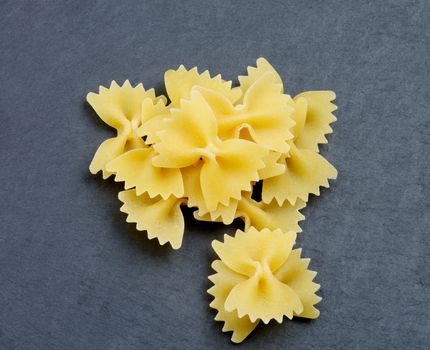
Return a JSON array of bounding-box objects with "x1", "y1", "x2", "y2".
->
[{"x1": 87, "y1": 58, "x2": 337, "y2": 342}]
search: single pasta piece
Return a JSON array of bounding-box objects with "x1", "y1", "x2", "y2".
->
[
  {"x1": 152, "y1": 90, "x2": 267, "y2": 211},
  {"x1": 87, "y1": 81, "x2": 166, "y2": 178},
  {"x1": 195, "y1": 72, "x2": 295, "y2": 153},
  {"x1": 208, "y1": 227, "x2": 321, "y2": 343},
  {"x1": 238, "y1": 59, "x2": 337, "y2": 152},
  {"x1": 238, "y1": 58, "x2": 337, "y2": 205}
]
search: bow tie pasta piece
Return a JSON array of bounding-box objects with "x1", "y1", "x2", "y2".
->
[
  {"x1": 261, "y1": 87, "x2": 337, "y2": 205},
  {"x1": 118, "y1": 189, "x2": 185, "y2": 249},
  {"x1": 212, "y1": 228, "x2": 302, "y2": 323},
  {"x1": 238, "y1": 57, "x2": 283, "y2": 96},
  {"x1": 152, "y1": 90, "x2": 267, "y2": 211},
  {"x1": 152, "y1": 91, "x2": 218, "y2": 168},
  {"x1": 165, "y1": 65, "x2": 241, "y2": 107},
  {"x1": 106, "y1": 148, "x2": 184, "y2": 199},
  {"x1": 262, "y1": 142, "x2": 337, "y2": 206},
  {"x1": 204, "y1": 73, "x2": 294, "y2": 152},
  {"x1": 87, "y1": 81, "x2": 166, "y2": 178},
  {"x1": 237, "y1": 58, "x2": 337, "y2": 152},
  {"x1": 292, "y1": 91, "x2": 337, "y2": 152},
  {"x1": 208, "y1": 228, "x2": 321, "y2": 342},
  {"x1": 197, "y1": 72, "x2": 294, "y2": 153}
]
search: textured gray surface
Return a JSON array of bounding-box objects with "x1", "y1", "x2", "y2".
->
[{"x1": 1, "y1": 1, "x2": 429, "y2": 349}]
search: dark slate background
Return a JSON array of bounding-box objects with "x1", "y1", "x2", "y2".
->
[{"x1": 1, "y1": 1, "x2": 429, "y2": 349}]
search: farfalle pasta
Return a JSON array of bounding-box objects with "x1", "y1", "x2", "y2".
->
[
  {"x1": 87, "y1": 57, "x2": 338, "y2": 342},
  {"x1": 151, "y1": 90, "x2": 267, "y2": 211},
  {"x1": 261, "y1": 92, "x2": 338, "y2": 205},
  {"x1": 208, "y1": 227, "x2": 321, "y2": 343},
  {"x1": 236, "y1": 58, "x2": 338, "y2": 206},
  {"x1": 195, "y1": 74, "x2": 295, "y2": 153},
  {"x1": 87, "y1": 81, "x2": 165, "y2": 179}
]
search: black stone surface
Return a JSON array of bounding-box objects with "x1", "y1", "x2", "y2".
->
[{"x1": 1, "y1": 1, "x2": 429, "y2": 349}]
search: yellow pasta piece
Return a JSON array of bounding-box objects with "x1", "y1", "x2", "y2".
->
[
  {"x1": 196, "y1": 72, "x2": 295, "y2": 153},
  {"x1": 164, "y1": 65, "x2": 241, "y2": 107},
  {"x1": 87, "y1": 81, "x2": 165, "y2": 178},
  {"x1": 152, "y1": 90, "x2": 266, "y2": 211},
  {"x1": 262, "y1": 142, "x2": 337, "y2": 205},
  {"x1": 209, "y1": 227, "x2": 320, "y2": 342},
  {"x1": 106, "y1": 148, "x2": 184, "y2": 199},
  {"x1": 152, "y1": 90, "x2": 218, "y2": 168},
  {"x1": 237, "y1": 58, "x2": 337, "y2": 152},
  {"x1": 118, "y1": 189, "x2": 185, "y2": 249}
]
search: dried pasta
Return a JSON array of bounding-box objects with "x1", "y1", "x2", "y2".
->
[
  {"x1": 87, "y1": 57, "x2": 338, "y2": 342},
  {"x1": 237, "y1": 58, "x2": 338, "y2": 206},
  {"x1": 195, "y1": 75, "x2": 295, "y2": 153},
  {"x1": 208, "y1": 227, "x2": 321, "y2": 342},
  {"x1": 87, "y1": 80, "x2": 166, "y2": 179},
  {"x1": 88, "y1": 59, "x2": 337, "y2": 230},
  {"x1": 151, "y1": 90, "x2": 267, "y2": 211}
]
